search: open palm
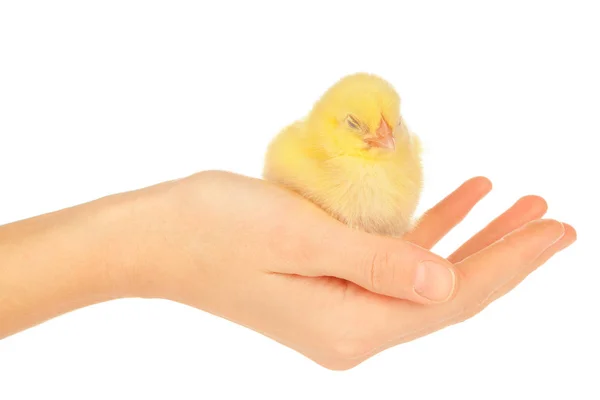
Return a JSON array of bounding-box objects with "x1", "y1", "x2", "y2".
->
[
  {"x1": 147, "y1": 171, "x2": 575, "y2": 370},
  {"x1": 249, "y1": 176, "x2": 575, "y2": 368}
]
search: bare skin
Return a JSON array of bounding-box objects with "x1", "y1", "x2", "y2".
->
[{"x1": 0, "y1": 170, "x2": 576, "y2": 370}]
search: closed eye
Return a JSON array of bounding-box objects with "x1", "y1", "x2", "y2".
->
[{"x1": 346, "y1": 115, "x2": 361, "y2": 130}]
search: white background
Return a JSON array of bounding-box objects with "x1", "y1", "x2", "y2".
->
[{"x1": 1, "y1": 1, "x2": 598, "y2": 399}]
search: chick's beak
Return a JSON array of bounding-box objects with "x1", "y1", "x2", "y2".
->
[{"x1": 365, "y1": 118, "x2": 395, "y2": 150}]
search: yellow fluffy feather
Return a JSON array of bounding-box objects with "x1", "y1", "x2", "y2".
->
[{"x1": 263, "y1": 73, "x2": 423, "y2": 236}]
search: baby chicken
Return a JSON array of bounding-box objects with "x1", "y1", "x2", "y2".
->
[{"x1": 263, "y1": 73, "x2": 423, "y2": 236}]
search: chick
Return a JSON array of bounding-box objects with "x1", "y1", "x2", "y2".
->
[{"x1": 263, "y1": 73, "x2": 423, "y2": 236}]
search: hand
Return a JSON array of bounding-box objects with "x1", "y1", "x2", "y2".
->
[{"x1": 129, "y1": 171, "x2": 575, "y2": 370}]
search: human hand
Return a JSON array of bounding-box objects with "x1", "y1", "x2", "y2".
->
[{"x1": 127, "y1": 170, "x2": 575, "y2": 370}]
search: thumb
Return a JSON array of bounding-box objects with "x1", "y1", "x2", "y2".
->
[{"x1": 313, "y1": 231, "x2": 457, "y2": 304}]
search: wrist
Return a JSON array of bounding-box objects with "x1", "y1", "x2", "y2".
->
[
  {"x1": 95, "y1": 177, "x2": 211, "y2": 301},
  {"x1": 112, "y1": 172, "x2": 219, "y2": 306},
  {"x1": 93, "y1": 172, "x2": 219, "y2": 307},
  {"x1": 86, "y1": 180, "x2": 180, "y2": 299}
]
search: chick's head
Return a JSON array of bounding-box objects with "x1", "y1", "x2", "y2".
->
[{"x1": 308, "y1": 73, "x2": 405, "y2": 157}]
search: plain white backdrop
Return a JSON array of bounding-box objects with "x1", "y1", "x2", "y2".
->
[{"x1": 1, "y1": 1, "x2": 598, "y2": 399}]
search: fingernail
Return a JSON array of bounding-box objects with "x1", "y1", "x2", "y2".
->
[{"x1": 413, "y1": 261, "x2": 456, "y2": 302}]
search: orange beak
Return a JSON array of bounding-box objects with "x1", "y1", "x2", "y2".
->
[{"x1": 365, "y1": 117, "x2": 395, "y2": 150}]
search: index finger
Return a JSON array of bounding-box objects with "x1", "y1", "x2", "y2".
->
[{"x1": 404, "y1": 176, "x2": 492, "y2": 249}]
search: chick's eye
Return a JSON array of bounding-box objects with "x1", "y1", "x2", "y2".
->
[{"x1": 346, "y1": 116, "x2": 360, "y2": 130}]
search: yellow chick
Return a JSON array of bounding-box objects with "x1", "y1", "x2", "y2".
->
[{"x1": 263, "y1": 73, "x2": 423, "y2": 236}]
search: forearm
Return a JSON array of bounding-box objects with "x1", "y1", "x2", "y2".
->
[{"x1": 0, "y1": 189, "x2": 149, "y2": 339}]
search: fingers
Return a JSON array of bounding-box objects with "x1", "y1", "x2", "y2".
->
[
  {"x1": 483, "y1": 222, "x2": 576, "y2": 305},
  {"x1": 454, "y1": 219, "x2": 564, "y2": 300},
  {"x1": 404, "y1": 176, "x2": 492, "y2": 249},
  {"x1": 301, "y1": 231, "x2": 458, "y2": 305},
  {"x1": 379, "y1": 219, "x2": 566, "y2": 346},
  {"x1": 448, "y1": 195, "x2": 548, "y2": 263}
]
